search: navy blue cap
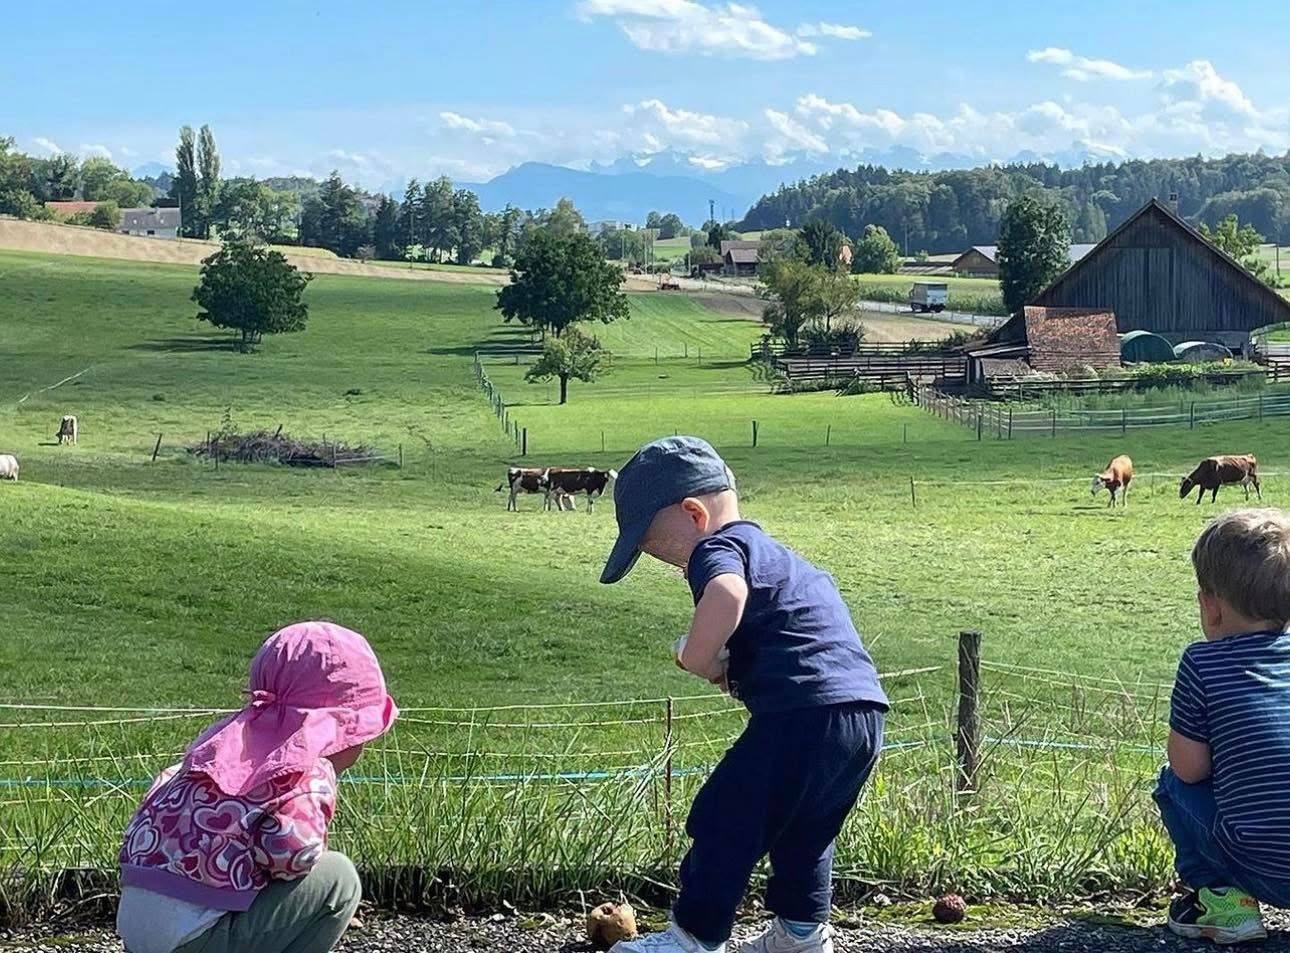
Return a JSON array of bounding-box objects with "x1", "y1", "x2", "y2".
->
[{"x1": 600, "y1": 435, "x2": 735, "y2": 584}]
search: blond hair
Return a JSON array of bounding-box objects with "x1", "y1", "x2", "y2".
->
[{"x1": 1192, "y1": 508, "x2": 1290, "y2": 627}]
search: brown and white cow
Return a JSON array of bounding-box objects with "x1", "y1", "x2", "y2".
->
[
  {"x1": 1091, "y1": 454, "x2": 1133, "y2": 508},
  {"x1": 545, "y1": 467, "x2": 618, "y2": 513},
  {"x1": 56, "y1": 415, "x2": 78, "y2": 445},
  {"x1": 496, "y1": 466, "x2": 551, "y2": 511},
  {"x1": 1179, "y1": 454, "x2": 1261, "y2": 505}
]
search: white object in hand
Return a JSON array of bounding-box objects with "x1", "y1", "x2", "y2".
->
[{"x1": 674, "y1": 635, "x2": 730, "y2": 664}]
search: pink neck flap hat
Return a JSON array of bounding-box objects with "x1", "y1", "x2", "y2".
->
[{"x1": 184, "y1": 621, "x2": 399, "y2": 796}]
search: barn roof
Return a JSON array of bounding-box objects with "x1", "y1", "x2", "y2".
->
[
  {"x1": 719, "y1": 240, "x2": 762, "y2": 254},
  {"x1": 1035, "y1": 198, "x2": 1290, "y2": 328},
  {"x1": 119, "y1": 207, "x2": 181, "y2": 230},
  {"x1": 44, "y1": 200, "x2": 101, "y2": 215},
  {"x1": 724, "y1": 248, "x2": 759, "y2": 264},
  {"x1": 952, "y1": 243, "x2": 1095, "y2": 267}
]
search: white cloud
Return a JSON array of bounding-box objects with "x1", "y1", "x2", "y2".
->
[
  {"x1": 32, "y1": 137, "x2": 63, "y2": 155},
  {"x1": 763, "y1": 108, "x2": 828, "y2": 158},
  {"x1": 79, "y1": 144, "x2": 113, "y2": 159},
  {"x1": 439, "y1": 111, "x2": 517, "y2": 137},
  {"x1": 796, "y1": 22, "x2": 870, "y2": 41},
  {"x1": 1027, "y1": 47, "x2": 1152, "y2": 81},
  {"x1": 328, "y1": 148, "x2": 373, "y2": 166},
  {"x1": 117, "y1": 145, "x2": 138, "y2": 158},
  {"x1": 1161, "y1": 59, "x2": 1258, "y2": 119},
  {"x1": 622, "y1": 99, "x2": 748, "y2": 149},
  {"x1": 577, "y1": 0, "x2": 818, "y2": 59}
]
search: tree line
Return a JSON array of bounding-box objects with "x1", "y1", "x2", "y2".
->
[{"x1": 739, "y1": 151, "x2": 1290, "y2": 252}]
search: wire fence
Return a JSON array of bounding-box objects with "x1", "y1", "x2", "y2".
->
[{"x1": 916, "y1": 382, "x2": 1290, "y2": 437}]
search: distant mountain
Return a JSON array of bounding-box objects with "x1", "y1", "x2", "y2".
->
[
  {"x1": 464, "y1": 162, "x2": 749, "y2": 226},
  {"x1": 131, "y1": 162, "x2": 171, "y2": 180}
]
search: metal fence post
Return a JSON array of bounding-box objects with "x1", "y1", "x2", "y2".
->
[{"x1": 956, "y1": 630, "x2": 982, "y2": 793}]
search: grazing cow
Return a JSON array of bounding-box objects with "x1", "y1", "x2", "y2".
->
[
  {"x1": 56, "y1": 415, "x2": 78, "y2": 446},
  {"x1": 1091, "y1": 454, "x2": 1133, "y2": 508},
  {"x1": 1179, "y1": 454, "x2": 1261, "y2": 505},
  {"x1": 0, "y1": 454, "x2": 18, "y2": 482},
  {"x1": 544, "y1": 467, "x2": 618, "y2": 513},
  {"x1": 496, "y1": 466, "x2": 550, "y2": 511}
]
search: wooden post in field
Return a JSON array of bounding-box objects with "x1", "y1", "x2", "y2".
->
[
  {"x1": 977, "y1": 409, "x2": 983, "y2": 441},
  {"x1": 1007, "y1": 408, "x2": 1013, "y2": 439},
  {"x1": 521, "y1": 428, "x2": 528, "y2": 456},
  {"x1": 664, "y1": 696, "x2": 675, "y2": 855},
  {"x1": 909, "y1": 476, "x2": 917, "y2": 508},
  {"x1": 398, "y1": 444, "x2": 403, "y2": 469},
  {"x1": 752, "y1": 420, "x2": 759, "y2": 448},
  {"x1": 152, "y1": 433, "x2": 163, "y2": 462},
  {"x1": 1051, "y1": 409, "x2": 1057, "y2": 438},
  {"x1": 955, "y1": 630, "x2": 982, "y2": 793},
  {"x1": 274, "y1": 423, "x2": 284, "y2": 439},
  {"x1": 825, "y1": 424, "x2": 831, "y2": 446},
  {"x1": 601, "y1": 430, "x2": 606, "y2": 453}
]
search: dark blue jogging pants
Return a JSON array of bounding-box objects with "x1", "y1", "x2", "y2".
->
[{"x1": 672, "y1": 701, "x2": 885, "y2": 946}]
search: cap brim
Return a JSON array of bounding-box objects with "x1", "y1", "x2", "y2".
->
[{"x1": 600, "y1": 519, "x2": 648, "y2": 584}]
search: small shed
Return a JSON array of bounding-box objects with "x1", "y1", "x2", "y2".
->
[
  {"x1": 720, "y1": 240, "x2": 762, "y2": 276},
  {"x1": 1120, "y1": 330, "x2": 1176, "y2": 364},
  {"x1": 1173, "y1": 341, "x2": 1233, "y2": 363},
  {"x1": 950, "y1": 243, "x2": 1096, "y2": 278}
]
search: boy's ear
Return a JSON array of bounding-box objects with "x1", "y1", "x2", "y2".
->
[
  {"x1": 680, "y1": 497, "x2": 709, "y2": 530},
  {"x1": 1198, "y1": 588, "x2": 1224, "y2": 631}
]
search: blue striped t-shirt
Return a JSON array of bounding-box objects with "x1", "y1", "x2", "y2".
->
[{"x1": 1170, "y1": 631, "x2": 1290, "y2": 877}]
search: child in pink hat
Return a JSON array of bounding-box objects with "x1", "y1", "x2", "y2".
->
[{"x1": 116, "y1": 621, "x2": 398, "y2": 953}]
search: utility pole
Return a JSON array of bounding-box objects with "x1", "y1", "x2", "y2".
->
[{"x1": 708, "y1": 198, "x2": 715, "y2": 226}]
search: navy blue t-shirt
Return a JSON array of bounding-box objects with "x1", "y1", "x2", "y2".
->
[{"x1": 685, "y1": 521, "x2": 888, "y2": 714}]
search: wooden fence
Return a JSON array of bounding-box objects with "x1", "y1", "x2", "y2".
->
[
  {"x1": 915, "y1": 382, "x2": 1290, "y2": 438},
  {"x1": 983, "y1": 365, "x2": 1290, "y2": 399}
]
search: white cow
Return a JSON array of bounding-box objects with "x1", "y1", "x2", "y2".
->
[
  {"x1": 0, "y1": 454, "x2": 18, "y2": 482},
  {"x1": 57, "y1": 415, "x2": 78, "y2": 445}
]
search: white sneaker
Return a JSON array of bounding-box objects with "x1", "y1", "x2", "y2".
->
[
  {"x1": 736, "y1": 919, "x2": 834, "y2": 953},
  {"x1": 612, "y1": 923, "x2": 726, "y2": 953}
]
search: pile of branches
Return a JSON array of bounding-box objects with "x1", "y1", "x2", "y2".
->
[{"x1": 190, "y1": 429, "x2": 376, "y2": 468}]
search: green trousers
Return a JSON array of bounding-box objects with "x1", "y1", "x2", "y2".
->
[{"x1": 175, "y1": 852, "x2": 362, "y2": 953}]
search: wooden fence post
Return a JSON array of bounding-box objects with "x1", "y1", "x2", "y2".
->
[
  {"x1": 909, "y1": 476, "x2": 917, "y2": 508},
  {"x1": 826, "y1": 424, "x2": 831, "y2": 446},
  {"x1": 1051, "y1": 409, "x2": 1057, "y2": 438},
  {"x1": 955, "y1": 630, "x2": 982, "y2": 792},
  {"x1": 151, "y1": 433, "x2": 163, "y2": 462},
  {"x1": 398, "y1": 444, "x2": 403, "y2": 469},
  {"x1": 977, "y1": 408, "x2": 983, "y2": 441},
  {"x1": 1007, "y1": 408, "x2": 1013, "y2": 439},
  {"x1": 601, "y1": 430, "x2": 606, "y2": 453},
  {"x1": 752, "y1": 420, "x2": 759, "y2": 448},
  {"x1": 521, "y1": 428, "x2": 528, "y2": 456},
  {"x1": 664, "y1": 696, "x2": 675, "y2": 855}
]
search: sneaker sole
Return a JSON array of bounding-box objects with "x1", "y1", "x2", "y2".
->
[{"x1": 1168, "y1": 918, "x2": 1268, "y2": 944}]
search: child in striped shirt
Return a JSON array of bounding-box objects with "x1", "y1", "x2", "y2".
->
[{"x1": 1156, "y1": 509, "x2": 1290, "y2": 944}]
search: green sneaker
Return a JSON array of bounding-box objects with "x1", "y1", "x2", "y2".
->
[{"x1": 1167, "y1": 887, "x2": 1267, "y2": 944}]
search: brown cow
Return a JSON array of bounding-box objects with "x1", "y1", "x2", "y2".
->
[
  {"x1": 1091, "y1": 454, "x2": 1133, "y2": 508},
  {"x1": 496, "y1": 466, "x2": 550, "y2": 511},
  {"x1": 1179, "y1": 455, "x2": 1261, "y2": 504},
  {"x1": 545, "y1": 467, "x2": 618, "y2": 513}
]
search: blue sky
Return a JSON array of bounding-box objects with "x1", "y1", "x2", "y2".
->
[{"x1": 3, "y1": 0, "x2": 1288, "y2": 188}]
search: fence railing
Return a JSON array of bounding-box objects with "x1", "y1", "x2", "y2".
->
[
  {"x1": 984, "y1": 366, "x2": 1290, "y2": 399},
  {"x1": 752, "y1": 340, "x2": 954, "y2": 360},
  {"x1": 474, "y1": 352, "x2": 528, "y2": 455},
  {"x1": 916, "y1": 381, "x2": 1290, "y2": 437}
]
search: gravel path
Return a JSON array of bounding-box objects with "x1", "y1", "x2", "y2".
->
[{"x1": 8, "y1": 911, "x2": 1290, "y2": 953}]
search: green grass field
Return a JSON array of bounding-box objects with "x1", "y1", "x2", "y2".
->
[{"x1": 3, "y1": 247, "x2": 1289, "y2": 918}]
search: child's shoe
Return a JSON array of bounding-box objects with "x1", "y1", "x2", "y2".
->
[
  {"x1": 736, "y1": 918, "x2": 834, "y2": 953},
  {"x1": 612, "y1": 923, "x2": 725, "y2": 953},
  {"x1": 1167, "y1": 887, "x2": 1267, "y2": 944}
]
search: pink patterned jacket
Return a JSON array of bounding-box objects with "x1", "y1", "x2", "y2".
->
[{"x1": 119, "y1": 760, "x2": 336, "y2": 910}]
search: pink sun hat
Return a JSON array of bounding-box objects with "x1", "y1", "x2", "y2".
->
[{"x1": 184, "y1": 621, "x2": 399, "y2": 796}]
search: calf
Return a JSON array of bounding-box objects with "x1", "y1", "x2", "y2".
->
[
  {"x1": 1091, "y1": 454, "x2": 1133, "y2": 508},
  {"x1": 0, "y1": 454, "x2": 18, "y2": 482},
  {"x1": 496, "y1": 466, "x2": 550, "y2": 511},
  {"x1": 544, "y1": 467, "x2": 618, "y2": 513},
  {"x1": 56, "y1": 414, "x2": 78, "y2": 446},
  {"x1": 1179, "y1": 454, "x2": 1261, "y2": 505}
]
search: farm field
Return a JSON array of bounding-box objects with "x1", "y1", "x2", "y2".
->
[{"x1": 3, "y1": 248, "x2": 1290, "y2": 916}]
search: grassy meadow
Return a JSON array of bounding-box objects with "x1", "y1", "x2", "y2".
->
[{"x1": 3, "y1": 247, "x2": 1290, "y2": 918}]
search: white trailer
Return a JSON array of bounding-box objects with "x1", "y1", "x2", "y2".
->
[{"x1": 909, "y1": 282, "x2": 949, "y2": 314}]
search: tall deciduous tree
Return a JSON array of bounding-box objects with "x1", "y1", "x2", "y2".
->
[
  {"x1": 171, "y1": 126, "x2": 199, "y2": 237},
  {"x1": 195, "y1": 125, "x2": 221, "y2": 239},
  {"x1": 1198, "y1": 214, "x2": 1276, "y2": 287},
  {"x1": 851, "y1": 224, "x2": 901, "y2": 274},
  {"x1": 758, "y1": 257, "x2": 820, "y2": 348},
  {"x1": 421, "y1": 176, "x2": 457, "y2": 262},
  {"x1": 398, "y1": 178, "x2": 423, "y2": 254},
  {"x1": 997, "y1": 195, "x2": 1071, "y2": 314},
  {"x1": 524, "y1": 327, "x2": 613, "y2": 404},
  {"x1": 657, "y1": 212, "x2": 685, "y2": 239},
  {"x1": 492, "y1": 203, "x2": 522, "y2": 265},
  {"x1": 192, "y1": 238, "x2": 312, "y2": 350},
  {"x1": 0, "y1": 137, "x2": 39, "y2": 217},
  {"x1": 495, "y1": 230, "x2": 629, "y2": 339},
  {"x1": 452, "y1": 189, "x2": 485, "y2": 264}
]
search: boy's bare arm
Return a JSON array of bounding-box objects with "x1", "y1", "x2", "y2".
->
[
  {"x1": 679, "y1": 573, "x2": 748, "y2": 680},
  {"x1": 1167, "y1": 729, "x2": 1212, "y2": 783}
]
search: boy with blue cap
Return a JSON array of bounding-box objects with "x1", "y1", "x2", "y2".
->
[{"x1": 601, "y1": 436, "x2": 888, "y2": 953}]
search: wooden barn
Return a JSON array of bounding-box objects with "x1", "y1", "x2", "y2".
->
[
  {"x1": 1032, "y1": 198, "x2": 1290, "y2": 349},
  {"x1": 950, "y1": 243, "x2": 1095, "y2": 278}
]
